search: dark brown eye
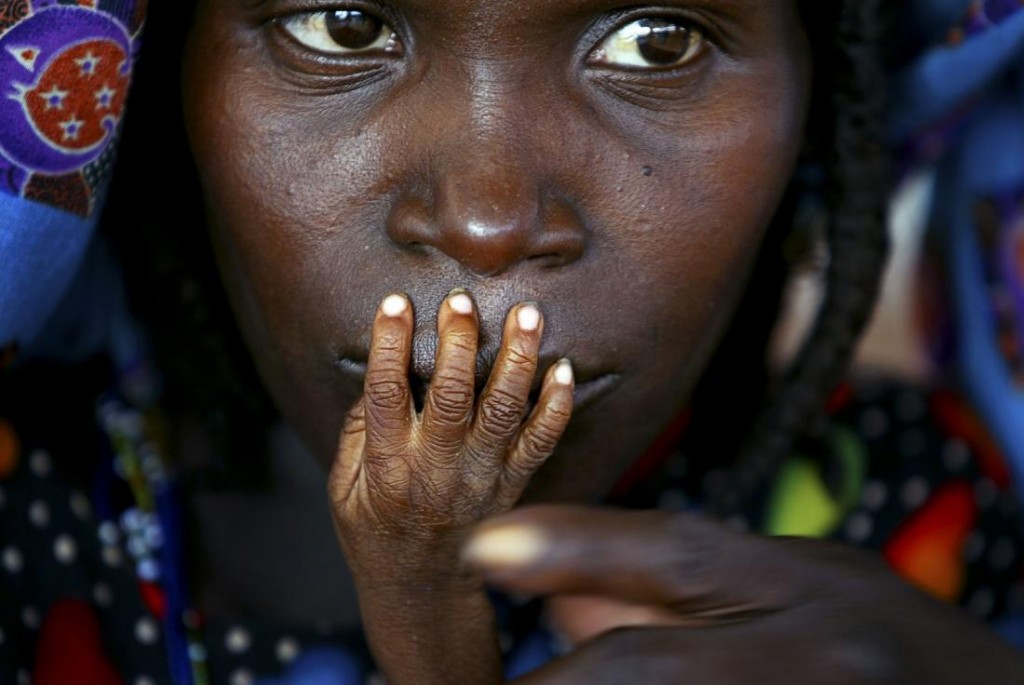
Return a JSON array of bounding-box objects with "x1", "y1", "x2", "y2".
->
[
  {"x1": 280, "y1": 11, "x2": 399, "y2": 55},
  {"x1": 591, "y1": 17, "x2": 704, "y2": 69},
  {"x1": 636, "y1": 20, "x2": 696, "y2": 65},
  {"x1": 325, "y1": 11, "x2": 384, "y2": 50}
]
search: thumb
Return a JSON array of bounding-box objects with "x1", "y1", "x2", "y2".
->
[{"x1": 462, "y1": 505, "x2": 802, "y2": 621}]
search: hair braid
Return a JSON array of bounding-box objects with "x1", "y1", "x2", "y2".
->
[{"x1": 711, "y1": 0, "x2": 892, "y2": 515}]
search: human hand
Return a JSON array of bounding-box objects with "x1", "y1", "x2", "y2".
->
[
  {"x1": 326, "y1": 291, "x2": 574, "y2": 685},
  {"x1": 328, "y1": 290, "x2": 574, "y2": 571},
  {"x1": 464, "y1": 506, "x2": 1024, "y2": 684}
]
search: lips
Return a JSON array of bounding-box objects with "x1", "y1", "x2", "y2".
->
[{"x1": 334, "y1": 342, "x2": 619, "y2": 414}]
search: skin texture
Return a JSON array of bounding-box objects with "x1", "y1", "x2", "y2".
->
[
  {"x1": 183, "y1": 0, "x2": 810, "y2": 504},
  {"x1": 181, "y1": 0, "x2": 1024, "y2": 682}
]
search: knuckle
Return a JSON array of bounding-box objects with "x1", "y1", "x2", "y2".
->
[
  {"x1": 655, "y1": 513, "x2": 724, "y2": 597},
  {"x1": 365, "y1": 376, "x2": 408, "y2": 411},
  {"x1": 503, "y1": 344, "x2": 536, "y2": 371},
  {"x1": 420, "y1": 431, "x2": 464, "y2": 456},
  {"x1": 373, "y1": 333, "x2": 405, "y2": 355},
  {"x1": 519, "y1": 422, "x2": 561, "y2": 457},
  {"x1": 479, "y1": 390, "x2": 525, "y2": 435},
  {"x1": 365, "y1": 436, "x2": 409, "y2": 462},
  {"x1": 428, "y1": 377, "x2": 474, "y2": 422}
]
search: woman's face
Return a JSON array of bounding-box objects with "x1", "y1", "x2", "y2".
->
[{"x1": 183, "y1": 0, "x2": 811, "y2": 501}]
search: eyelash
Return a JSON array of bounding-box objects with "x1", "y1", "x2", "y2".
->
[
  {"x1": 586, "y1": 14, "x2": 710, "y2": 72},
  {"x1": 268, "y1": 4, "x2": 719, "y2": 75}
]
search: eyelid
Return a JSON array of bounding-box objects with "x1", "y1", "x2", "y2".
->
[
  {"x1": 591, "y1": 18, "x2": 704, "y2": 70},
  {"x1": 259, "y1": 0, "x2": 406, "y2": 38},
  {"x1": 277, "y1": 11, "x2": 401, "y2": 56},
  {"x1": 583, "y1": 7, "x2": 731, "y2": 68}
]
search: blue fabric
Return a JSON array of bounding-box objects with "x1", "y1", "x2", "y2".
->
[
  {"x1": 0, "y1": 1, "x2": 143, "y2": 356},
  {"x1": 0, "y1": 194, "x2": 96, "y2": 348},
  {"x1": 890, "y1": 8, "x2": 1024, "y2": 140},
  {"x1": 26, "y1": 238, "x2": 153, "y2": 374},
  {"x1": 894, "y1": 1, "x2": 1024, "y2": 495}
]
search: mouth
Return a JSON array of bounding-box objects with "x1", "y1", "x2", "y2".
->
[{"x1": 333, "y1": 355, "x2": 619, "y2": 415}]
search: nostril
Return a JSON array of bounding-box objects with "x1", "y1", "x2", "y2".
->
[{"x1": 527, "y1": 252, "x2": 569, "y2": 268}]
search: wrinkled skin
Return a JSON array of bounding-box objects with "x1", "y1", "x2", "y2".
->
[{"x1": 182, "y1": 0, "x2": 1024, "y2": 682}]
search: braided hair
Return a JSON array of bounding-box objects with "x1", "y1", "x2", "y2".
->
[
  {"x1": 105, "y1": 0, "x2": 893, "y2": 502},
  {"x1": 695, "y1": 0, "x2": 893, "y2": 515}
]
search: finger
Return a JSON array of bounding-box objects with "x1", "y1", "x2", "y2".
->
[
  {"x1": 547, "y1": 594, "x2": 683, "y2": 647},
  {"x1": 328, "y1": 399, "x2": 368, "y2": 511},
  {"x1": 467, "y1": 302, "x2": 542, "y2": 454},
  {"x1": 363, "y1": 293, "x2": 415, "y2": 457},
  {"x1": 498, "y1": 359, "x2": 574, "y2": 503},
  {"x1": 418, "y1": 289, "x2": 479, "y2": 458},
  {"x1": 463, "y1": 506, "x2": 801, "y2": 617}
]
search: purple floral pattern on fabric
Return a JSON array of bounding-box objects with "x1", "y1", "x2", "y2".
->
[{"x1": 0, "y1": 1, "x2": 142, "y2": 217}]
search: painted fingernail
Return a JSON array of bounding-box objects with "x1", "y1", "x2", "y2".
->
[
  {"x1": 517, "y1": 304, "x2": 540, "y2": 332},
  {"x1": 381, "y1": 294, "x2": 408, "y2": 317},
  {"x1": 554, "y1": 359, "x2": 574, "y2": 386},
  {"x1": 448, "y1": 290, "x2": 474, "y2": 315},
  {"x1": 464, "y1": 525, "x2": 547, "y2": 570}
]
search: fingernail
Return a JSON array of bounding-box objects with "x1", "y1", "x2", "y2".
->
[
  {"x1": 517, "y1": 304, "x2": 540, "y2": 332},
  {"x1": 554, "y1": 359, "x2": 574, "y2": 386},
  {"x1": 448, "y1": 290, "x2": 474, "y2": 316},
  {"x1": 381, "y1": 294, "x2": 408, "y2": 317},
  {"x1": 464, "y1": 525, "x2": 547, "y2": 570}
]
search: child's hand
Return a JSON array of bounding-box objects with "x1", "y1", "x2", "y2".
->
[
  {"x1": 329, "y1": 290, "x2": 573, "y2": 564},
  {"x1": 326, "y1": 290, "x2": 574, "y2": 685},
  {"x1": 465, "y1": 506, "x2": 1024, "y2": 684}
]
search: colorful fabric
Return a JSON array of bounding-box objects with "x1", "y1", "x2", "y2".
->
[
  {"x1": 611, "y1": 380, "x2": 1024, "y2": 649},
  {"x1": 894, "y1": 0, "x2": 1024, "y2": 494},
  {"x1": 2, "y1": 374, "x2": 1022, "y2": 683},
  {"x1": 0, "y1": 0, "x2": 144, "y2": 353}
]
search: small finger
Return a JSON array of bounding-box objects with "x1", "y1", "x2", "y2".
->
[
  {"x1": 363, "y1": 293, "x2": 415, "y2": 456},
  {"x1": 498, "y1": 359, "x2": 574, "y2": 503},
  {"x1": 463, "y1": 506, "x2": 800, "y2": 615},
  {"x1": 328, "y1": 399, "x2": 368, "y2": 511},
  {"x1": 418, "y1": 289, "x2": 479, "y2": 457},
  {"x1": 468, "y1": 302, "x2": 542, "y2": 453}
]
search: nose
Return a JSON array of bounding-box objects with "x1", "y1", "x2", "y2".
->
[{"x1": 386, "y1": 146, "x2": 586, "y2": 277}]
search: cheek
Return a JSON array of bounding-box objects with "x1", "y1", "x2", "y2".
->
[
  {"x1": 181, "y1": 4, "x2": 808, "y2": 477},
  {"x1": 184, "y1": 21, "x2": 392, "y2": 371},
  {"x1": 591, "y1": 97, "x2": 804, "y2": 357},
  {"x1": 184, "y1": 18, "x2": 397, "y2": 454}
]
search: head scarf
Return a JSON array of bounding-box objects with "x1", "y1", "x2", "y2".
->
[
  {"x1": 0, "y1": 0, "x2": 145, "y2": 361},
  {"x1": 893, "y1": 0, "x2": 1024, "y2": 492}
]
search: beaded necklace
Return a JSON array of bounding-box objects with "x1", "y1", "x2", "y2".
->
[{"x1": 96, "y1": 391, "x2": 209, "y2": 685}]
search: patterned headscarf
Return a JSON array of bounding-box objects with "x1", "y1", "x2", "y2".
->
[{"x1": 0, "y1": 1, "x2": 144, "y2": 361}]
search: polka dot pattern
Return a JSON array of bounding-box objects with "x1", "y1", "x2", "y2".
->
[
  {"x1": 53, "y1": 535, "x2": 77, "y2": 564},
  {"x1": 2, "y1": 547, "x2": 23, "y2": 574},
  {"x1": 134, "y1": 617, "x2": 159, "y2": 645},
  {"x1": 276, "y1": 636, "x2": 301, "y2": 664},
  {"x1": 1, "y1": 378, "x2": 1022, "y2": 682},
  {"x1": 28, "y1": 500, "x2": 49, "y2": 528}
]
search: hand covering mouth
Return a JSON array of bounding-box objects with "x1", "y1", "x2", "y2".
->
[{"x1": 334, "y1": 336, "x2": 619, "y2": 413}]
